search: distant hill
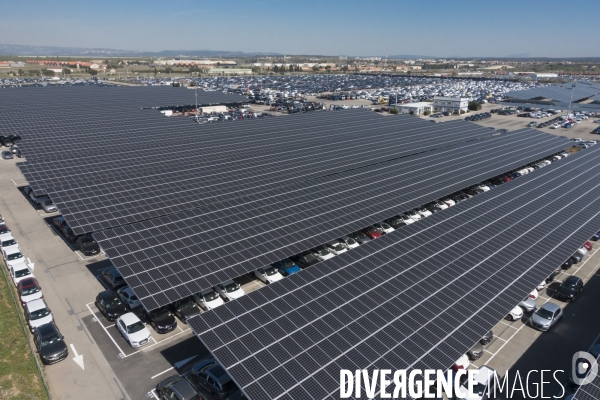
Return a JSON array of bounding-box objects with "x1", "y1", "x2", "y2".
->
[{"x1": 0, "y1": 44, "x2": 283, "y2": 58}]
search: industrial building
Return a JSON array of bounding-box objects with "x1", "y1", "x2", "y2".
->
[{"x1": 433, "y1": 96, "x2": 469, "y2": 113}]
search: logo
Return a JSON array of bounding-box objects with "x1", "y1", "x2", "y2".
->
[{"x1": 572, "y1": 351, "x2": 598, "y2": 386}]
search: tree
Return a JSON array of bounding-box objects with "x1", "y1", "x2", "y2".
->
[
  {"x1": 288, "y1": 64, "x2": 294, "y2": 72},
  {"x1": 164, "y1": 67, "x2": 173, "y2": 74},
  {"x1": 389, "y1": 108, "x2": 399, "y2": 114},
  {"x1": 273, "y1": 65, "x2": 279, "y2": 73},
  {"x1": 88, "y1": 68, "x2": 98, "y2": 76},
  {"x1": 325, "y1": 65, "x2": 331, "y2": 73},
  {"x1": 468, "y1": 101, "x2": 482, "y2": 111},
  {"x1": 312, "y1": 66, "x2": 320, "y2": 72},
  {"x1": 341, "y1": 65, "x2": 348, "y2": 73},
  {"x1": 17, "y1": 68, "x2": 24, "y2": 76},
  {"x1": 62, "y1": 68, "x2": 71, "y2": 75},
  {"x1": 423, "y1": 110, "x2": 431, "y2": 116},
  {"x1": 40, "y1": 68, "x2": 54, "y2": 77}
]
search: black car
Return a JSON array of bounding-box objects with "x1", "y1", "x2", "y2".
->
[
  {"x1": 386, "y1": 216, "x2": 407, "y2": 229},
  {"x1": 191, "y1": 358, "x2": 238, "y2": 399},
  {"x1": 156, "y1": 375, "x2": 201, "y2": 400},
  {"x1": 170, "y1": 296, "x2": 201, "y2": 324},
  {"x1": 95, "y1": 290, "x2": 127, "y2": 321},
  {"x1": 467, "y1": 343, "x2": 484, "y2": 360},
  {"x1": 547, "y1": 266, "x2": 562, "y2": 283},
  {"x1": 1, "y1": 138, "x2": 14, "y2": 147},
  {"x1": 562, "y1": 258, "x2": 574, "y2": 269},
  {"x1": 291, "y1": 251, "x2": 319, "y2": 268},
  {"x1": 8, "y1": 134, "x2": 21, "y2": 142},
  {"x1": 33, "y1": 322, "x2": 69, "y2": 365},
  {"x1": 144, "y1": 306, "x2": 177, "y2": 334},
  {"x1": 555, "y1": 276, "x2": 583, "y2": 302},
  {"x1": 102, "y1": 268, "x2": 126, "y2": 290},
  {"x1": 75, "y1": 235, "x2": 100, "y2": 256},
  {"x1": 350, "y1": 231, "x2": 372, "y2": 245},
  {"x1": 480, "y1": 330, "x2": 493, "y2": 345}
]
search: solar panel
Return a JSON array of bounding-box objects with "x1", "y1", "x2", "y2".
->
[
  {"x1": 94, "y1": 129, "x2": 569, "y2": 310},
  {"x1": 503, "y1": 81, "x2": 600, "y2": 109},
  {"x1": 188, "y1": 145, "x2": 600, "y2": 400}
]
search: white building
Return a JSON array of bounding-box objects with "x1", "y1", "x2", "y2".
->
[
  {"x1": 433, "y1": 96, "x2": 469, "y2": 113},
  {"x1": 530, "y1": 73, "x2": 558, "y2": 79},
  {"x1": 398, "y1": 102, "x2": 433, "y2": 116}
]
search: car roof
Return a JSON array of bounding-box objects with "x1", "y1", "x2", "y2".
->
[
  {"x1": 541, "y1": 302, "x2": 561, "y2": 312},
  {"x1": 27, "y1": 298, "x2": 47, "y2": 311},
  {"x1": 12, "y1": 262, "x2": 29, "y2": 271},
  {"x1": 37, "y1": 322, "x2": 59, "y2": 336},
  {"x1": 119, "y1": 312, "x2": 141, "y2": 325},
  {"x1": 106, "y1": 269, "x2": 121, "y2": 277},
  {"x1": 99, "y1": 290, "x2": 119, "y2": 300},
  {"x1": 207, "y1": 364, "x2": 231, "y2": 383},
  {"x1": 171, "y1": 380, "x2": 198, "y2": 399},
  {"x1": 564, "y1": 276, "x2": 581, "y2": 283},
  {"x1": 19, "y1": 277, "x2": 38, "y2": 287},
  {"x1": 220, "y1": 280, "x2": 235, "y2": 285},
  {"x1": 200, "y1": 288, "x2": 217, "y2": 295}
]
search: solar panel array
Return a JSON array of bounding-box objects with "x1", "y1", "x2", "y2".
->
[
  {"x1": 93, "y1": 129, "x2": 568, "y2": 310},
  {"x1": 503, "y1": 80, "x2": 600, "y2": 108},
  {"x1": 188, "y1": 145, "x2": 600, "y2": 400}
]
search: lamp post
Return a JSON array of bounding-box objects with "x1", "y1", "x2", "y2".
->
[{"x1": 567, "y1": 82, "x2": 576, "y2": 119}]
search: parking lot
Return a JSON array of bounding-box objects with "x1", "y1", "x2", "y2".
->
[{"x1": 2, "y1": 100, "x2": 600, "y2": 400}]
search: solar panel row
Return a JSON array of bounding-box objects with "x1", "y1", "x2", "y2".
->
[
  {"x1": 93, "y1": 129, "x2": 568, "y2": 310},
  {"x1": 188, "y1": 146, "x2": 600, "y2": 400}
]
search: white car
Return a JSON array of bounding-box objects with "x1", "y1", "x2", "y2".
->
[
  {"x1": 374, "y1": 222, "x2": 394, "y2": 235},
  {"x1": 10, "y1": 262, "x2": 33, "y2": 286},
  {"x1": 193, "y1": 289, "x2": 224, "y2": 311},
  {"x1": 576, "y1": 247, "x2": 588, "y2": 257},
  {"x1": 417, "y1": 208, "x2": 432, "y2": 218},
  {"x1": 116, "y1": 312, "x2": 152, "y2": 348},
  {"x1": 214, "y1": 280, "x2": 245, "y2": 302},
  {"x1": 3, "y1": 249, "x2": 25, "y2": 268},
  {"x1": 551, "y1": 124, "x2": 561, "y2": 129},
  {"x1": 340, "y1": 104, "x2": 349, "y2": 109},
  {"x1": 405, "y1": 210, "x2": 421, "y2": 222},
  {"x1": 476, "y1": 184, "x2": 491, "y2": 192},
  {"x1": 507, "y1": 305, "x2": 524, "y2": 321},
  {"x1": 351, "y1": 105, "x2": 359, "y2": 109},
  {"x1": 253, "y1": 266, "x2": 284, "y2": 284},
  {"x1": 25, "y1": 298, "x2": 53, "y2": 332},
  {"x1": 434, "y1": 200, "x2": 449, "y2": 210},
  {"x1": 528, "y1": 289, "x2": 539, "y2": 300},
  {"x1": 536, "y1": 281, "x2": 546, "y2": 291},
  {"x1": 442, "y1": 198, "x2": 456, "y2": 207},
  {"x1": 452, "y1": 354, "x2": 470, "y2": 371},
  {"x1": 339, "y1": 235, "x2": 360, "y2": 250},
  {"x1": 1, "y1": 237, "x2": 20, "y2": 255},
  {"x1": 455, "y1": 366, "x2": 498, "y2": 400},
  {"x1": 117, "y1": 286, "x2": 141, "y2": 309},
  {"x1": 326, "y1": 240, "x2": 348, "y2": 255},
  {"x1": 312, "y1": 247, "x2": 335, "y2": 261}
]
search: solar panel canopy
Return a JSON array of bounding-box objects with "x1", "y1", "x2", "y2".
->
[{"x1": 189, "y1": 145, "x2": 600, "y2": 400}]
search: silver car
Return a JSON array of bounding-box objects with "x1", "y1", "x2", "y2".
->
[
  {"x1": 41, "y1": 199, "x2": 58, "y2": 213},
  {"x1": 529, "y1": 302, "x2": 562, "y2": 331},
  {"x1": 518, "y1": 297, "x2": 537, "y2": 313}
]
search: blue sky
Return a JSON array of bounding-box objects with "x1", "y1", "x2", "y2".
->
[{"x1": 2, "y1": 0, "x2": 599, "y2": 57}]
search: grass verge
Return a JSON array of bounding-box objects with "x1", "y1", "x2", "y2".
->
[{"x1": 0, "y1": 263, "x2": 49, "y2": 400}]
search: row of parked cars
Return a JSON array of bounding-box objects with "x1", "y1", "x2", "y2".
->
[
  {"x1": 464, "y1": 112, "x2": 492, "y2": 122},
  {"x1": 0, "y1": 216, "x2": 70, "y2": 365}
]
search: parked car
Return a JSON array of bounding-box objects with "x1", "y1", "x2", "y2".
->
[
  {"x1": 117, "y1": 286, "x2": 141, "y2": 309},
  {"x1": 374, "y1": 222, "x2": 395, "y2": 234},
  {"x1": 480, "y1": 331, "x2": 493, "y2": 345},
  {"x1": 386, "y1": 215, "x2": 413, "y2": 229},
  {"x1": 339, "y1": 235, "x2": 360, "y2": 250},
  {"x1": 518, "y1": 297, "x2": 537, "y2": 313},
  {"x1": 506, "y1": 305, "x2": 524, "y2": 321},
  {"x1": 17, "y1": 277, "x2": 43, "y2": 306},
  {"x1": 529, "y1": 302, "x2": 562, "y2": 331},
  {"x1": 9, "y1": 262, "x2": 33, "y2": 286},
  {"x1": 406, "y1": 209, "x2": 422, "y2": 222},
  {"x1": 467, "y1": 343, "x2": 484, "y2": 361},
  {"x1": 95, "y1": 290, "x2": 127, "y2": 321},
  {"x1": 116, "y1": 312, "x2": 152, "y2": 347},
  {"x1": 272, "y1": 258, "x2": 301, "y2": 276},
  {"x1": 591, "y1": 231, "x2": 600, "y2": 241},
  {"x1": 349, "y1": 231, "x2": 372, "y2": 245},
  {"x1": 215, "y1": 280, "x2": 245, "y2": 302},
  {"x1": 2, "y1": 150, "x2": 13, "y2": 160},
  {"x1": 528, "y1": 289, "x2": 539, "y2": 300},
  {"x1": 194, "y1": 289, "x2": 225, "y2": 311},
  {"x1": 25, "y1": 298, "x2": 53, "y2": 332},
  {"x1": 363, "y1": 226, "x2": 382, "y2": 240},
  {"x1": 40, "y1": 199, "x2": 58, "y2": 213},
  {"x1": 253, "y1": 266, "x2": 284, "y2": 284},
  {"x1": 291, "y1": 251, "x2": 320, "y2": 268},
  {"x1": 75, "y1": 235, "x2": 100, "y2": 256},
  {"x1": 325, "y1": 240, "x2": 348, "y2": 255},
  {"x1": 570, "y1": 252, "x2": 583, "y2": 264},
  {"x1": 155, "y1": 375, "x2": 201, "y2": 400},
  {"x1": 583, "y1": 241, "x2": 593, "y2": 251},
  {"x1": 190, "y1": 358, "x2": 238, "y2": 399},
  {"x1": 562, "y1": 258, "x2": 574, "y2": 270},
  {"x1": 33, "y1": 322, "x2": 68, "y2": 365},
  {"x1": 555, "y1": 276, "x2": 584, "y2": 302},
  {"x1": 144, "y1": 306, "x2": 177, "y2": 334},
  {"x1": 454, "y1": 365, "x2": 498, "y2": 400},
  {"x1": 1, "y1": 237, "x2": 20, "y2": 254},
  {"x1": 3, "y1": 249, "x2": 25, "y2": 268},
  {"x1": 312, "y1": 247, "x2": 335, "y2": 261},
  {"x1": 452, "y1": 354, "x2": 470, "y2": 372},
  {"x1": 102, "y1": 268, "x2": 126, "y2": 290},
  {"x1": 170, "y1": 297, "x2": 201, "y2": 324}
]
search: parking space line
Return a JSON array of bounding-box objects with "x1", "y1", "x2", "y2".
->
[
  {"x1": 484, "y1": 349, "x2": 495, "y2": 355},
  {"x1": 177, "y1": 325, "x2": 184, "y2": 333},
  {"x1": 498, "y1": 321, "x2": 519, "y2": 329},
  {"x1": 85, "y1": 302, "x2": 126, "y2": 357},
  {"x1": 485, "y1": 323, "x2": 526, "y2": 363},
  {"x1": 573, "y1": 247, "x2": 600, "y2": 274}
]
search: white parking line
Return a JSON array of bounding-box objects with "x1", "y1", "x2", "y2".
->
[
  {"x1": 498, "y1": 320, "x2": 519, "y2": 329},
  {"x1": 85, "y1": 302, "x2": 126, "y2": 357},
  {"x1": 572, "y1": 246, "x2": 600, "y2": 274},
  {"x1": 122, "y1": 328, "x2": 192, "y2": 358},
  {"x1": 485, "y1": 323, "x2": 527, "y2": 364}
]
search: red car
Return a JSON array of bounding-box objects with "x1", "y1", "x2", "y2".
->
[
  {"x1": 501, "y1": 176, "x2": 513, "y2": 183},
  {"x1": 0, "y1": 223, "x2": 10, "y2": 235},
  {"x1": 363, "y1": 226, "x2": 382, "y2": 240},
  {"x1": 583, "y1": 241, "x2": 593, "y2": 251},
  {"x1": 17, "y1": 277, "x2": 43, "y2": 306}
]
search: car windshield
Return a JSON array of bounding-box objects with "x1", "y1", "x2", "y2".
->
[
  {"x1": 21, "y1": 285, "x2": 40, "y2": 296},
  {"x1": 105, "y1": 297, "x2": 122, "y2": 308},
  {"x1": 2, "y1": 239, "x2": 17, "y2": 246},
  {"x1": 179, "y1": 299, "x2": 196, "y2": 310},
  {"x1": 380, "y1": 223, "x2": 391, "y2": 229},
  {"x1": 225, "y1": 283, "x2": 240, "y2": 293},
  {"x1": 345, "y1": 238, "x2": 356, "y2": 245},
  {"x1": 40, "y1": 333, "x2": 62, "y2": 348},
  {"x1": 562, "y1": 281, "x2": 577, "y2": 290},
  {"x1": 7, "y1": 252, "x2": 23, "y2": 261},
  {"x1": 331, "y1": 243, "x2": 345, "y2": 251},
  {"x1": 0, "y1": 227, "x2": 8, "y2": 234},
  {"x1": 15, "y1": 268, "x2": 31, "y2": 278},
  {"x1": 264, "y1": 267, "x2": 278, "y2": 276},
  {"x1": 280, "y1": 260, "x2": 294, "y2": 269},
  {"x1": 43, "y1": 200, "x2": 54, "y2": 206},
  {"x1": 318, "y1": 248, "x2": 330, "y2": 256},
  {"x1": 366, "y1": 227, "x2": 377, "y2": 233},
  {"x1": 114, "y1": 276, "x2": 124, "y2": 283},
  {"x1": 151, "y1": 308, "x2": 171, "y2": 320},
  {"x1": 127, "y1": 321, "x2": 145, "y2": 334},
  {"x1": 81, "y1": 241, "x2": 97, "y2": 249},
  {"x1": 536, "y1": 308, "x2": 554, "y2": 320},
  {"x1": 204, "y1": 291, "x2": 220, "y2": 301},
  {"x1": 30, "y1": 307, "x2": 50, "y2": 320}
]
